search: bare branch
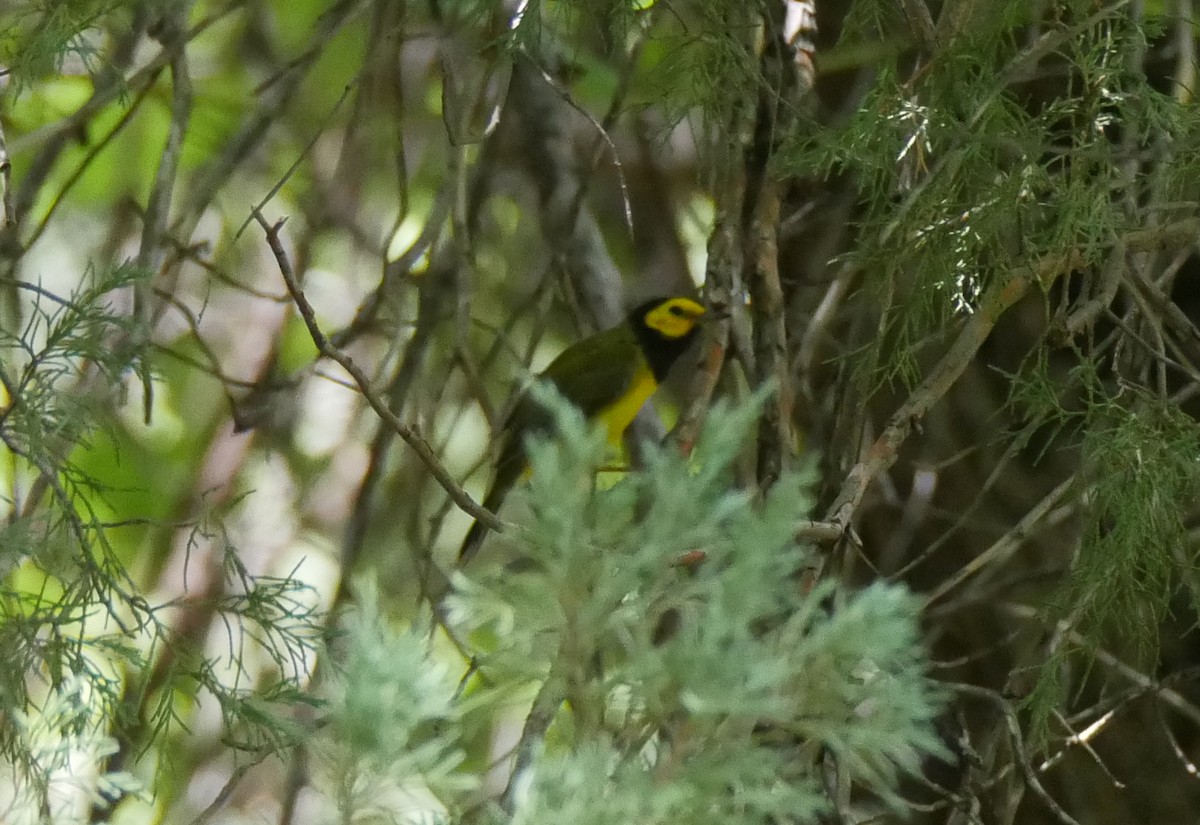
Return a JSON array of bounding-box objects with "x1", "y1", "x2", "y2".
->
[
  {"x1": 500, "y1": 648, "x2": 568, "y2": 813},
  {"x1": 950, "y1": 683, "x2": 1083, "y2": 825},
  {"x1": 253, "y1": 211, "x2": 501, "y2": 532}
]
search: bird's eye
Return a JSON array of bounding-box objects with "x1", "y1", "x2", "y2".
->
[{"x1": 668, "y1": 305, "x2": 684, "y2": 316}]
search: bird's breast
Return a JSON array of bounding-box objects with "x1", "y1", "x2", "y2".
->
[{"x1": 596, "y1": 362, "x2": 658, "y2": 445}]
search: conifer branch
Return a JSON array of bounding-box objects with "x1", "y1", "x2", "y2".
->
[
  {"x1": 824, "y1": 217, "x2": 1200, "y2": 537},
  {"x1": 823, "y1": 261, "x2": 1050, "y2": 533}
]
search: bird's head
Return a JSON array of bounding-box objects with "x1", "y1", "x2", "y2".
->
[{"x1": 635, "y1": 296, "x2": 707, "y2": 340}]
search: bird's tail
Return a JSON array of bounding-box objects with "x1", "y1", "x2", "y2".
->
[
  {"x1": 457, "y1": 468, "x2": 516, "y2": 564},
  {"x1": 458, "y1": 518, "x2": 491, "y2": 565}
]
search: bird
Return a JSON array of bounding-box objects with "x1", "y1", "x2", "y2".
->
[{"x1": 458, "y1": 296, "x2": 709, "y2": 563}]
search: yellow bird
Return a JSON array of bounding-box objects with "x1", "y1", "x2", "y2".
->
[{"x1": 458, "y1": 296, "x2": 708, "y2": 563}]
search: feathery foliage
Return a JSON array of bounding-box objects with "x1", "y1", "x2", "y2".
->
[
  {"x1": 443, "y1": 390, "x2": 947, "y2": 822},
  {"x1": 0, "y1": 264, "x2": 324, "y2": 818}
]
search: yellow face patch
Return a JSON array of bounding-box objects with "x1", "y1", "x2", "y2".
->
[{"x1": 642, "y1": 297, "x2": 706, "y2": 339}]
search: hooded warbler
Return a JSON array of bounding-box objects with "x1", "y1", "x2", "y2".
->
[{"x1": 458, "y1": 296, "x2": 708, "y2": 563}]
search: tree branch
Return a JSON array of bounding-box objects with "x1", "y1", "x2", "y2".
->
[
  {"x1": 253, "y1": 210, "x2": 501, "y2": 531},
  {"x1": 823, "y1": 257, "x2": 1054, "y2": 533}
]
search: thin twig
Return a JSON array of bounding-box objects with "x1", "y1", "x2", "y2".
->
[
  {"x1": 186, "y1": 755, "x2": 270, "y2": 825},
  {"x1": 950, "y1": 682, "x2": 1083, "y2": 825},
  {"x1": 822, "y1": 258, "x2": 1056, "y2": 534},
  {"x1": 925, "y1": 475, "x2": 1076, "y2": 608},
  {"x1": 233, "y1": 82, "x2": 355, "y2": 240},
  {"x1": 1040, "y1": 709, "x2": 1124, "y2": 787},
  {"x1": 253, "y1": 211, "x2": 501, "y2": 530},
  {"x1": 795, "y1": 519, "x2": 844, "y2": 543},
  {"x1": 524, "y1": 58, "x2": 634, "y2": 234},
  {"x1": 507, "y1": 57, "x2": 625, "y2": 328},
  {"x1": 1000, "y1": 602, "x2": 1200, "y2": 729},
  {"x1": 0, "y1": 111, "x2": 12, "y2": 228},
  {"x1": 136, "y1": 18, "x2": 194, "y2": 423},
  {"x1": 1175, "y1": 0, "x2": 1196, "y2": 103},
  {"x1": 22, "y1": 82, "x2": 155, "y2": 252},
  {"x1": 500, "y1": 649, "x2": 568, "y2": 813},
  {"x1": 823, "y1": 216, "x2": 1200, "y2": 538},
  {"x1": 173, "y1": 0, "x2": 362, "y2": 244}
]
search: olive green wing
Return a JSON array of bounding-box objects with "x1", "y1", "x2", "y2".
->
[
  {"x1": 459, "y1": 324, "x2": 642, "y2": 563},
  {"x1": 495, "y1": 325, "x2": 642, "y2": 468},
  {"x1": 537, "y1": 325, "x2": 643, "y2": 418}
]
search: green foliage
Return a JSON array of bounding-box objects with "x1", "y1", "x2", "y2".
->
[
  {"x1": 0, "y1": 674, "x2": 142, "y2": 825},
  {"x1": 509, "y1": 740, "x2": 825, "y2": 825},
  {"x1": 779, "y1": 5, "x2": 1184, "y2": 394},
  {"x1": 502, "y1": 0, "x2": 764, "y2": 142},
  {"x1": 0, "y1": 1, "x2": 138, "y2": 91},
  {"x1": 0, "y1": 266, "x2": 324, "y2": 817},
  {"x1": 1074, "y1": 396, "x2": 1200, "y2": 644},
  {"x1": 318, "y1": 584, "x2": 471, "y2": 822},
  {"x1": 448, "y1": 390, "x2": 947, "y2": 821},
  {"x1": 639, "y1": 0, "x2": 761, "y2": 130},
  {"x1": 1007, "y1": 354, "x2": 1200, "y2": 729}
]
